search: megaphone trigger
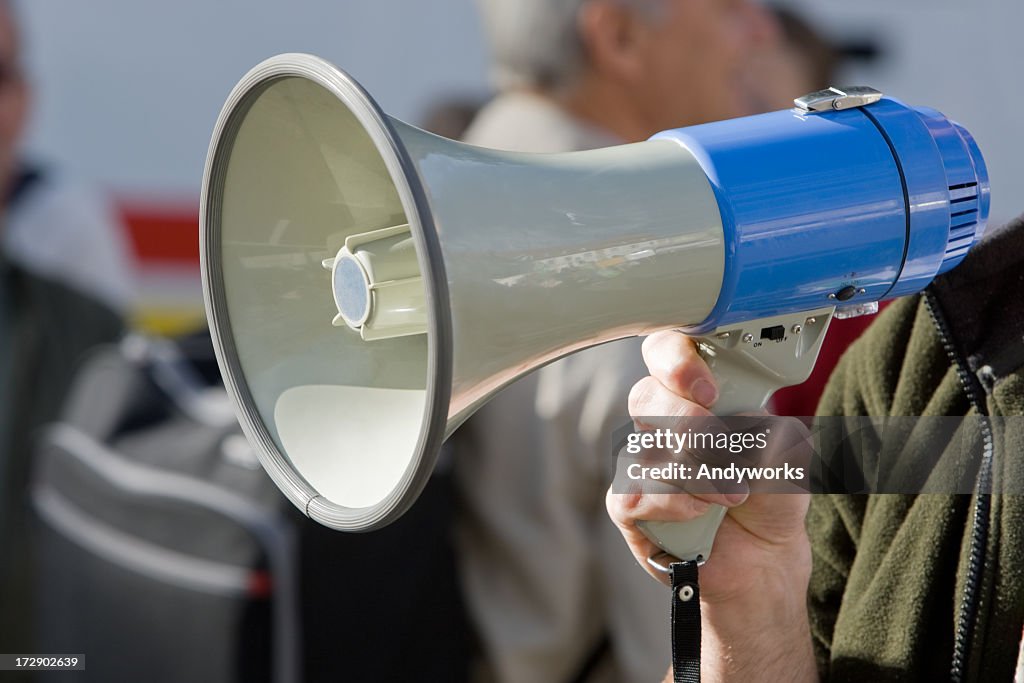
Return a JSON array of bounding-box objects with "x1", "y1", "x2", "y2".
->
[{"x1": 637, "y1": 306, "x2": 834, "y2": 561}]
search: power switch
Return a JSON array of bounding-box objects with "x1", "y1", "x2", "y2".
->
[{"x1": 760, "y1": 325, "x2": 786, "y2": 341}]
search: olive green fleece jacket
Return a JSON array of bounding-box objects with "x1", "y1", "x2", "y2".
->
[{"x1": 809, "y1": 217, "x2": 1024, "y2": 681}]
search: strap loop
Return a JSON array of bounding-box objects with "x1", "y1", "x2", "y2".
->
[{"x1": 670, "y1": 560, "x2": 701, "y2": 683}]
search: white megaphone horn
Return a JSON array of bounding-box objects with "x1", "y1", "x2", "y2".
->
[{"x1": 201, "y1": 54, "x2": 989, "y2": 562}]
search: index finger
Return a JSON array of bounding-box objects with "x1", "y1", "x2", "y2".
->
[{"x1": 641, "y1": 330, "x2": 718, "y2": 409}]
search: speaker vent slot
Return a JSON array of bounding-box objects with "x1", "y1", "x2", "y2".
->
[{"x1": 940, "y1": 182, "x2": 980, "y2": 272}]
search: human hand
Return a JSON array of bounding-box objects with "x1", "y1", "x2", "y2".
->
[{"x1": 607, "y1": 330, "x2": 812, "y2": 603}]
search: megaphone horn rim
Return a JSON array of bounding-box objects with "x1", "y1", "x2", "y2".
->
[{"x1": 199, "y1": 53, "x2": 453, "y2": 531}]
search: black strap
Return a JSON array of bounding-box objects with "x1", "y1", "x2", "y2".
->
[{"x1": 670, "y1": 560, "x2": 701, "y2": 683}]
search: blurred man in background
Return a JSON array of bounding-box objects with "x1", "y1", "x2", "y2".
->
[
  {"x1": 0, "y1": 0, "x2": 123, "y2": 664},
  {"x1": 0, "y1": 1, "x2": 134, "y2": 313},
  {"x1": 455, "y1": 1, "x2": 776, "y2": 681}
]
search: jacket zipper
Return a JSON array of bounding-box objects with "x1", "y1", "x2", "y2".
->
[{"x1": 923, "y1": 290, "x2": 995, "y2": 683}]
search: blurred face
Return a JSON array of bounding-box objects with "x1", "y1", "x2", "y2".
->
[
  {"x1": 619, "y1": 0, "x2": 778, "y2": 131},
  {"x1": 0, "y1": 5, "x2": 27, "y2": 196},
  {"x1": 740, "y1": 41, "x2": 817, "y2": 113}
]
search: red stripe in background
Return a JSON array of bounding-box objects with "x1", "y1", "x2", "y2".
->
[{"x1": 117, "y1": 200, "x2": 199, "y2": 266}]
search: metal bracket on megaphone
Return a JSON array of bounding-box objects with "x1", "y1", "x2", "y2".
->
[
  {"x1": 794, "y1": 86, "x2": 883, "y2": 113},
  {"x1": 636, "y1": 306, "x2": 837, "y2": 564}
]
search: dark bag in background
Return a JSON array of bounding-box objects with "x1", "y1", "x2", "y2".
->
[{"x1": 30, "y1": 332, "x2": 470, "y2": 683}]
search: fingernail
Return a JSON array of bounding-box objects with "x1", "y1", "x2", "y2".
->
[
  {"x1": 691, "y1": 378, "x2": 718, "y2": 407},
  {"x1": 725, "y1": 489, "x2": 749, "y2": 505}
]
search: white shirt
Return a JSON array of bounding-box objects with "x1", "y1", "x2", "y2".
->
[
  {"x1": 3, "y1": 169, "x2": 136, "y2": 312},
  {"x1": 456, "y1": 91, "x2": 669, "y2": 683}
]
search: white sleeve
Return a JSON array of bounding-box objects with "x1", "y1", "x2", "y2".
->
[
  {"x1": 3, "y1": 174, "x2": 136, "y2": 312},
  {"x1": 455, "y1": 337, "x2": 670, "y2": 683}
]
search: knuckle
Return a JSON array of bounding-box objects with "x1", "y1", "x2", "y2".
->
[
  {"x1": 607, "y1": 490, "x2": 645, "y2": 527},
  {"x1": 688, "y1": 496, "x2": 712, "y2": 516},
  {"x1": 638, "y1": 329, "x2": 671, "y2": 356},
  {"x1": 617, "y1": 491, "x2": 644, "y2": 515},
  {"x1": 673, "y1": 400, "x2": 703, "y2": 419},
  {"x1": 627, "y1": 377, "x2": 656, "y2": 416}
]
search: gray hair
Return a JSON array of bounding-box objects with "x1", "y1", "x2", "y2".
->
[
  {"x1": 475, "y1": 0, "x2": 667, "y2": 93},
  {"x1": 475, "y1": 0, "x2": 589, "y2": 93}
]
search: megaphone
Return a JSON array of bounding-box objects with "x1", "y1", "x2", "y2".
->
[{"x1": 201, "y1": 54, "x2": 989, "y2": 562}]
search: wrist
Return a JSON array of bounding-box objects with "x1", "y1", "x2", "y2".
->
[
  {"x1": 698, "y1": 535, "x2": 816, "y2": 682},
  {"x1": 700, "y1": 524, "x2": 812, "y2": 604}
]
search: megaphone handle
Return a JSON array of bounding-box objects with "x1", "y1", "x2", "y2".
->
[{"x1": 636, "y1": 307, "x2": 834, "y2": 563}]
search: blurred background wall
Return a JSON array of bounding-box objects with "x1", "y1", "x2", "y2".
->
[{"x1": 16, "y1": 0, "x2": 1023, "y2": 333}]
